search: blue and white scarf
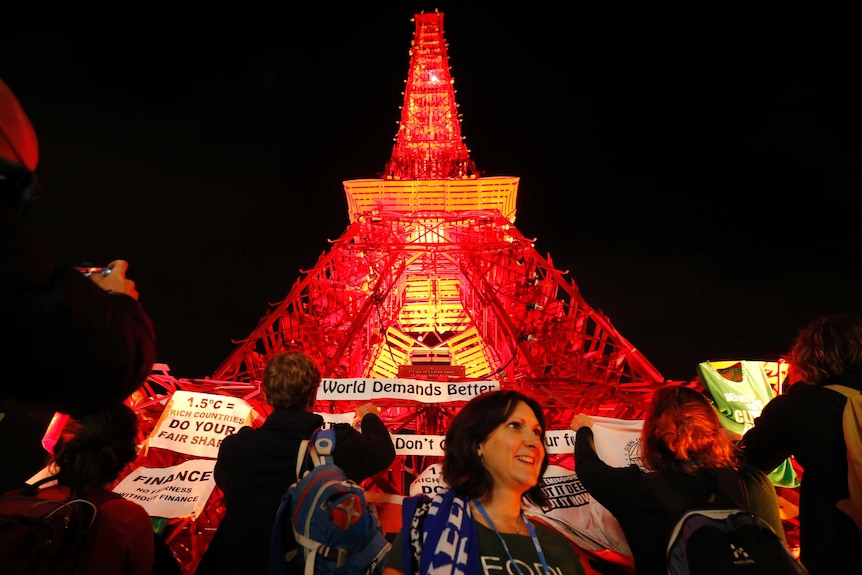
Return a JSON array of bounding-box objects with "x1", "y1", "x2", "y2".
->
[{"x1": 402, "y1": 489, "x2": 480, "y2": 575}]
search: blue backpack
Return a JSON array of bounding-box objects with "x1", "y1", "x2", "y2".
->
[{"x1": 269, "y1": 428, "x2": 391, "y2": 575}]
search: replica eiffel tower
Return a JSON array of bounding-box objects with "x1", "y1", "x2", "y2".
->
[
  {"x1": 211, "y1": 10, "x2": 667, "y2": 430},
  {"x1": 135, "y1": 11, "x2": 672, "y2": 572}
]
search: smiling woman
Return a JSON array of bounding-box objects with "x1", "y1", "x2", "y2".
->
[{"x1": 383, "y1": 389, "x2": 589, "y2": 575}]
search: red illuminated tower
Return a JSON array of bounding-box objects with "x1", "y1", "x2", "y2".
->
[
  {"x1": 211, "y1": 11, "x2": 667, "y2": 430},
  {"x1": 143, "y1": 12, "x2": 672, "y2": 572}
]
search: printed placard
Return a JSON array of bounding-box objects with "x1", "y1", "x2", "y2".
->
[
  {"x1": 148, "y1": 390, "x2": 255, "y2": 458},
  {"x1": 394, "y1": 434, "x2": 445, "y2": 456},
  {"x1": 545, "y1": 430, "x2": 578, "y2": 455},
  {"x1": 318, "y1": 412, "x2": 354, "y2": 426},
  {"x1": 317, "y1": 378, "x2": 499, "y2": 403},
  {"x1": 113, "y1": 459, "x2": 217, "y2": 519},
  {"x1": 409, "y1": 462, "x2": 446, "y2": 496},
  {"x1": 389, "y1": 430, "x2": 576, "y2": 457}
]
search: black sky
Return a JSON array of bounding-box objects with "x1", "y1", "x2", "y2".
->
[{"x1": 2, "y1": 5, "x2": 861, "y2": 382}]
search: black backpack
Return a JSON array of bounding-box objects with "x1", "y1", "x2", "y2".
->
[
  {"x1": 0, "y1": 475, "x2": 122, "y2": 575},
  {"x1": 648, "y1": 469, "x2": 808, "y2": 575}
]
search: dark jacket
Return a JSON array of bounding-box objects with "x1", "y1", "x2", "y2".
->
[
  {"x1": 202, "y1": 408, "x2": 395, "y2": 575},
  {"x1": 0, "y1": 201, "x2": 157, "y2": 494},
  {"x1": 741, "y1": 373, "x2": 862, "y2": 574},
  {"x1": 574, "y1": 426, "x2": 785, "y2": 575}
]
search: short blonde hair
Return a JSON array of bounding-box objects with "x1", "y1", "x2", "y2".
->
[{"x1": 262, "y1": 352, "x2": 321, "y2": 410}]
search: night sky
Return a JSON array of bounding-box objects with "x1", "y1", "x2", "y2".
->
[{"x1": 2, "y1": 5, "x2": 860, "y2": 382}]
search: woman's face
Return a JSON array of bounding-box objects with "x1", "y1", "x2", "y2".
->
[{"x1": 479, "y1": 400, "x2": 545, "y2": 494}]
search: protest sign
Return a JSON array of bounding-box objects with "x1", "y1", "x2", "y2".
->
[
  {"x1": 317, "y1": 378, "x2": 499, "y2": 403},
  {"x1": 409, "y1": 462, "x2": 446, "y2": 496},
  {"x1": 148, "y1": 390, "x2": 255, "y2": 458},
  {"x1": 113, "y1": 459, "x2": 217, "y2": 519}
]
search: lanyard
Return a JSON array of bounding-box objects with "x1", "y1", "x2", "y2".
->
[{"x1": 472, "y1": 499, "x2": 551, "y2": 575}]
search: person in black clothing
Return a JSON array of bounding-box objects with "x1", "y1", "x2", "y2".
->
[
  {"x1": 571, "y1": 385, "x2": 786, "y2": 575},
  {"x1": 197, "y1": 351, "x2": 396, "y2": 575},
  {"x1": 1, "y1": 76, "x2": 156, "y2": 494},
  {"x1": 741, "y1": 313, "x2": 862, "y2": 574},
  {"x1": 1, "y1": 76, "x2": 156, "y2": 418}
]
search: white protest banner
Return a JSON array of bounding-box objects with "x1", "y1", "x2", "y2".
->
[
  {"x1": 318, "y1": 412, "x2": 354, "y2": 427},
  {"x1": 545, "y1": 430, "x2": 577, "y2": 455},
  {"x1": 590, "y1": 415, "x2": 644, "y2": 468},
  {"x1": 317, "y1": 378, "x2": 499, "y2": 403},
  {"x1": 386, "y1": 430, "x2": 578, "y2": 457},
  {"x1": 526, "y1": 464, "x2": 631, "y2": 554},
  {"x1": 113, "y1": 459, "x2": 217, "y2": 519},
  {"x1": 526, "y1": 417, "x2": 644, "y2": 556},
  {"x1": 409, "y1": 462, "x2": 447, "y2": 497},
  {"x1": 148, "y1": 390, "x2": 255, "y2": 458},
  {"x1": 394, "y1": 434, "x2": 445, "y2": 456}
]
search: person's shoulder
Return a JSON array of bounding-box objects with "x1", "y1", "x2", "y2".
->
[
  {"x1": 219, "y1": 425, "x2": 254, "y2": 444},
  {"x1": 97, "y1": 493, "x2": 152, "y2": 525},
  {"x1": 785, "y1": 380, "x2": 824, "y2": 396},
  {"x1": 213, "y1": 425, "x2": 254, "y2": 458},
  {"x1": 737, "y1": 463, "x2": 772, "y2": 489},
  {"x1": 533, "y1": 519, "x2": 569, "y2": 539},
  {"x1": 531, "y1": 520, "x2": 585, "y2": 561}
]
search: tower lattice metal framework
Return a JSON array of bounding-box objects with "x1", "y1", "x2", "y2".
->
[
  {"x1": 142, "y1": 12, "x2": 672, "y2": 571},
  {"x1": 211, "y1": 10, "x2": 667, "y2": 433}
]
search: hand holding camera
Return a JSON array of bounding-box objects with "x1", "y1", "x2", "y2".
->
[{"x1": 83, "y1": 259, "x2": 140, "y2": 301}]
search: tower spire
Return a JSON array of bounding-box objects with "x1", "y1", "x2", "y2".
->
[{"x1": 383, "y1": 11, "x2": 477, "y2": 180}]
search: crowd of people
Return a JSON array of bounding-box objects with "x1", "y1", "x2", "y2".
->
[{"x1": 3, "y1": 73, "x2": 861, "y2": 575}]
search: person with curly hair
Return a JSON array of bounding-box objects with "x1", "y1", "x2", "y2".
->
[
  {"x1": 198, "y1": 351, "x2": 395, "y2": 575},
  {"x1": 571, "y1": 385, "x2": 786, "y2": 575},
  {"x1": 741, "y1": 313, "x2": 862, "y2": 573},
  {"x1": 384, "y1": 389, "x2": 588, "y2": 575}
]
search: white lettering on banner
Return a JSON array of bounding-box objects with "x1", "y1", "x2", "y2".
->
[
  {"x1": 113, "y1": 459, "x2": 217, "y2": 519},
  {"x1": 148, "y1": 390, "x2": 255, "y2": 458},
  {"x1": 538, "y1": 471, "x2": 591, "y2": 511},
  {"x1": 317, "y1": 378, "x2": 500, "y2": 403}
]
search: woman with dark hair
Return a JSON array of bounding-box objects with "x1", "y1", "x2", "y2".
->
[
  {"x1": 384, "y1": 389, "x2": 587, "y2": 575},
  {"x1": 741, "y1": 313, "x2": 862, "y2": 574},
  {"x1": 23, "y1": 402, "x2": 154, "y2": 574},
  {"x1": 571, "y1": 385, "x2": 786, "y2": 575}
]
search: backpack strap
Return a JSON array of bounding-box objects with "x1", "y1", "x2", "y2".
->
[
  {"x1": 295, "y1": 439, "x2": 310, "y2": 478},
  {"x1": 308, "y1": 427, "x2": 336, "y2": 466},
  {"x1": 825, "y1": 384, "x2": 862, "y2": 531},
  {"x1": 295, "y1": 427, "x2": 336, "y2": 479}
]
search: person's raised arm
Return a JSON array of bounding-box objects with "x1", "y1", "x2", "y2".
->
[{"x1": 335, "y1": 402, "x2": 396, "y2": 483}]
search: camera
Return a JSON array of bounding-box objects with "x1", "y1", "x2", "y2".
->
[{"x1": 75, "y1": 266, "x2": 112, "y2": 278}]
